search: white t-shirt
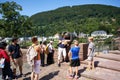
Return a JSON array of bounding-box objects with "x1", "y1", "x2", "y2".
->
[
  {"x1": 48, "y1": 43, "x2": 53, "y2": 53},
  {"x1": 88, "y1": 42, "x2": 95, "y2": 57}
]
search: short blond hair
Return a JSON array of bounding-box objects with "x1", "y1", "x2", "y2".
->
[
  {"x1": 74, "y1": 40, "x2": 79, "y2": 45},
  {"x1": 88, "y1": 37, "x2": 94, "y2": 41}
]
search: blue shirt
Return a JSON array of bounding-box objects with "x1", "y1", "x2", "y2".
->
[{"x1": 70, "y1": 46, "x2": 80, "y2": 60}]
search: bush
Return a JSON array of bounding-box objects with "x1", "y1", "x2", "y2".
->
[
  {"x1": 20, "y1": 41, "x2": 32, "y2": 49},
  {"x1": 78, "y1": 38, "x2": 88, "y2": 43}
]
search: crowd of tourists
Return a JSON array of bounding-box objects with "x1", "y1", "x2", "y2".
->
[{"x1": 0, "y1": 36, "x2": 95, "y2": 80}]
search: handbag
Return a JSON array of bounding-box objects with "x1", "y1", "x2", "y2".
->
[{"x1": 0, "y1": 58, "x2": 5, "y2": 68}]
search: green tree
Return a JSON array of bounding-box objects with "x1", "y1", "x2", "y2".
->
[{"x1": 0, "y1": 1, "x2": 33, "y2": 37}]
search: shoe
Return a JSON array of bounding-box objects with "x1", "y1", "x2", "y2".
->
[
  {"x1": 41, "y1": 64, "x2": 44, "y2": 67},
  {"x1": 68, "y1": 75, "x2": 73, "y2": 79},
  {"x1": 20, "y1": 73, "x2": 26, "y2": 77},
  {"x1": 74, "y1": 75, "x2": 79, "y2": 79},
  {"x1": 13, "y1": 75, "x2": 17, "y2": 79},
  {"x1": 58, "y1": 63, "x2": 61, "y2": 67}
]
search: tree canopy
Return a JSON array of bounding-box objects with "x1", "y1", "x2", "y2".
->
[
  {"x1": 30, "y1": 4, "x2": 120, "y2": 36},
  {"x1": 0, "y1": 1, "x2": 33, "y2": 37}
]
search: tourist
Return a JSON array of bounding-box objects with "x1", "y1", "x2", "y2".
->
[
  {"x1": 57, "y1": 40, "x2": 67, "y2": 67},
  {"x1": 30, "y1": 36, "x2": 42, "y2": 80},
  {"x1": 0, "y1": 42, "x2": 13, "y2": 80},
  {"x1": 68, "y1": 40, "x2": 80, "y2": 79},
  {"x1": 40, "y1": 41, "x2": 45, "y2": 67},
  {"x1": 87, "y1": 37, "x2": 95, "y2": 70},
  {"x1": 42, "y1": 41, "x2": 48, "y2": 66},
  {"x1": 8, "y1": 38, "x2": 23, "y2": 78},
  {"x1": 47, "y1": 41, "x2": 54, "y2": 65}
]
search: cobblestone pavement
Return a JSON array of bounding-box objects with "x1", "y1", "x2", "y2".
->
[
  {"x1": 15, "y1": 49, "x2": 91, "y2": 80},
  {"x1": 14, "y1": 49, "x2": 120, "y2": 80},
  {"x1": 15, "y1": 49, "x2": 86, "y2": 80},
  {"x1": 16, "y1": 62, "x2": 89, "y2": 80}
]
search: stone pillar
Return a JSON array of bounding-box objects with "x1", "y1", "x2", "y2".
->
[{"x1": 79, "y1": 43, "x2": 88, "y2": 61}]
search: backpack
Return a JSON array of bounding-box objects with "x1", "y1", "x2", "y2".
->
[
  {"x1": 45, "y1": 45, "x2": 49, "y2": 54},
  {"x1": 26, "y1": 46, "x2": 37, "y2": 66}
]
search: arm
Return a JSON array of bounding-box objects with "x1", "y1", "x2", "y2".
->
[
  {"x1": 19, "y1": 49, "x2": 23, "y2": 57},
  {"x1": 8, "y1": 45, "x2": 15, "y2": 63},
  {"x1": 68, "y1": 50, "x2": 72, "y2": 61}
]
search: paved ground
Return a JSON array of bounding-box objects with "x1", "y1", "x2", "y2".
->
[
  {"x1": 17, "y1": 61, "x2": 91, "y2": 80},
  {"x1": 14, "y1": 49, "x2": 120, "y2": 80}
]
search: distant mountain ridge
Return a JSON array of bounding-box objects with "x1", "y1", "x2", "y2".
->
[{"x1": 30, "y1": 4, "x2": 120, "y2": 36}]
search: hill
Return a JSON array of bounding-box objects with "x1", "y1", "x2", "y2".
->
[{"x1": 30, "y1": 4, "x2": 120, "y2": 36}]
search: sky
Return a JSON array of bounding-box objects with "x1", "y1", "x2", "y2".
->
[{"x1": 0, "y1": 0, "x2": 120, "y2": 17}]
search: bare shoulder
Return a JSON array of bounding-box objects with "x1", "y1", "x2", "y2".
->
[{"x1": 34, "y1": 45, "x2": 41, "y2": 51}]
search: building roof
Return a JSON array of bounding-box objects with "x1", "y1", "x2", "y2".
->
[{"x1": 91, "y1": 30, "x2": 107, "y2": 35}]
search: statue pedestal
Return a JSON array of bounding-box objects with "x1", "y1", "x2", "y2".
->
[{"x1": 79, "y1": 43, "x2": 88, "y2": 61}]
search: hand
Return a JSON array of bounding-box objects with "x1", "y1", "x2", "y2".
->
[
  {"x1": 21, "y1": 54, "x2": 23, "y2": 57},
  {"x1": 12, "y1": 51, "x2": 14, "y2": 54},
  {"x1": 12, "y1": 61, "x2": 17, "y2": 66},
  {"x1": 87, "y1": 54, "x2": 89, "y2": 56}
]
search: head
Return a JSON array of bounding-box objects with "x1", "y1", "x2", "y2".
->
[
  {"x1": 43, "y1": 41, "x2": 47, "y2": 45},
  {"x1": 88, "y1": 37, "x2": 94, "y2": 42},
  {"x1": 74, "y1": 40, "x2": 79, "y2": 46},
  {"x1": 50, "y1": 41, "x2": 53, "y2": 44},
  {"x1": 0, "y1": 42, "x2": 7, "y2": 49},
  {"x1": 31, "y1": 36, "x2": 38, "y2": 44},
  {"x1": 12, "y1": 37, "x2": 18, "y2": 44},
  {"x1": 40, "y1": 41, "x2": 42, "y2": 45}
]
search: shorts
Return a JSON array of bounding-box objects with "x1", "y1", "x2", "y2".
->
[
  {"x1": 87, "y1": 56, "x2": 93, "y2": 61},
  {"x1": 11, "y1": 57, "x2": 23, "y2": 69},
  {"x1": 58, "y1": 47, "x2": 66, "y2": 60},
  {"x1": 33, "y1": 60, "x2": 41, "y2": 74},
  {"x1": 70, "y1": 59, "x2": 80, "y2": 67}
]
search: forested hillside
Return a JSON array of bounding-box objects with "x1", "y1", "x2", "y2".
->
[{"x1": 30, "y1": 4, "x2": 120, "y2": 36}]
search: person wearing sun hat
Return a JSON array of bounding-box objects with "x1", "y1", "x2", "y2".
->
[{"x1": 87, "y1": 37, "x2": 95, "y2": 70}]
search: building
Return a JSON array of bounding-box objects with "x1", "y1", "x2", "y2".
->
[{"x1": 91, "y1": 30, "x2": 107, "y2": 37}]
